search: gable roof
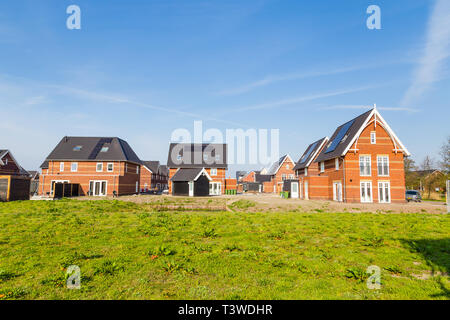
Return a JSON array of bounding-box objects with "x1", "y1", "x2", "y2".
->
[
  {"x1": 27, "y1": 170, "x2": 39, "y2": 179},
  {"x1": 142, "y1": 160, "x2": 160, "y2": 173},
  {"x1": 265, "y1": 154, "x2": 294, "y2": 176},
  {"x1": 293, "y1": 137, "x2": 328, "y2": 171},
  {"x1": 40, "y1": 136, "x2": 141, "y2": 168},
  {"x1": 255, "y1": 171, "x2": 272, "y2": 183},
  {"x1": 0, "y1": 149, "x2": 29, "y2": 176},
  {"x1": 171, "y1": 168, "x2": 212, "y2": 182},
  {"x1": 315, "y1": 108, "x2": 410, "y2": 162},
  {"x1": 167, "y1": 143, "x2": 227, "y2": 169},
  {"x1": 159, "y1": 165, "x2": 169, "y2": 176}
]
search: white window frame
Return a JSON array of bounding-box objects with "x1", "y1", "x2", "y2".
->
[
  {"x1": 320, "y1": 162, "x2": 325, "y2": 173},
  {"x1": 107, "y1": 163, "x2": 114, "y2": 172},
  {"x1": 370, "y1": 132, "x2": 376, "y2": 144},
  {"x1": 360, "y1": 181, "x2": 373, "y2": 203},
  {"x1": 60, "y1": 162, "x2": 64, "y2": 172},
  {"x1": 71, "y1": 162, "x2": 78, "y2": 172},
  {"x1": 96, "y1": 163, "x2": 103, "y2": 172},
  {"x1": 377, "y1": 156, "x2": 389, "y2": 176},
  {"x1": 335, "y1": 158, "x2": 339, "y2": 171},
  {"x1": 378, "y1": 181, "x2": 391, "y2": 203},
  {"x1": 210, "y1": 168, "x2": 217, "y2": 176},
  {"x1": 282, "y1": 174, "x2": 286, "y2": 180},
  {"x1": 359, "y1": 156, "x2": 371, "y2": 177},
  {"x1": 286, "y1": 164, "x2": 290, "y2": 170},
  {"x1": 136, "y1": 166, "x2": 139, "y2": 174},
  {"x1": 304, "y1": 168, "x2": 308, "y2": 176}
]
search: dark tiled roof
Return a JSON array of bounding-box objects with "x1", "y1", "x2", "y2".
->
[
  {"x1": 27, "y1": 170, "x2": 39, "y2": 179},
  {"x1": 171, "y1": 168, "x2": 203, "y2": 182},
  {"x1": 142, "y1": 161, "x2": 160, "y2": 173},
  {"x1": 159, "y1": 165, "x2": 169, "y2": 176},
  {"x1": 40, "y1": 136, "x2": 141, "y2": 168},
  {"x1": 255, "y1": 172, "x2": 272, "y2": 183},
  {"x1": 236, "y1": 171, "x2": 247, "y2": 180},
  {"x1": 315, "y1": 109, "x2": 373, "y2": 162},
  {"x1": 293, "y1": 137, "x2": 328, "y2": 171},
  {"x1": 167, "y1": 143, "x2": 227, "y2": 169}
]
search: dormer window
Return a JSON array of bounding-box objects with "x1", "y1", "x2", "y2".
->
[
  {"x1": 100, "y1": 147, "x2": 109, "y2": 152},
  {"x1": 73, "y1": 146, "x2": 82, "y2": 151},
  {"x1": 177, "y1": 154, "x2": 182, "y2": 161}
]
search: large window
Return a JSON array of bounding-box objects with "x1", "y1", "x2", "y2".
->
[
  {"x1": 71, "y1": 162, "x2": 78, "y2": 172},
  {"x1": 377, "y1": 156, "x2": 389, "y2": 176},
  {"x1": 60, "y1": 162, "x2": 64, "y2": 172},
  {"x1": 359, "y1": 156, "x2": 371, "y2": 176}
]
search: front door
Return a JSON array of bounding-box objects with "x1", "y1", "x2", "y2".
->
[
  {"x1": 304, "y1": 182, "x2": 309, "y2": 200},
  {"x1": 333, "y1": 182, "x2": 343, "y2": 202},
  {"x1": 291, "y1": 182, "x2": 299, "y2": 198},
  {"x1": 188, "y1": 181, "x2": 194, "y2": 197},
  {"x1": 89, "y1": 181, "x2": 107, "y2": 196},
  {"x1": 360, "y1": 181, "x2": 373, "y2": 203},
  {"x1": 378, "y1": 181, "x2": 390, "y2": 203}
]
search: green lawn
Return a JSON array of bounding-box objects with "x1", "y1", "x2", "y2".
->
[{"x1": 0, "y1": 199, "x2": 449, "y2": 300}]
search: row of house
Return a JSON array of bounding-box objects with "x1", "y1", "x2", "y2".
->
[
  {"x1": 237, "y1": 106, "x2": 410, "y2": 203},
  {"x1": 2, "y1": 107, "x2": 410, "y2": 203}
]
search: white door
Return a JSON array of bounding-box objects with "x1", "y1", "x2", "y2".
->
[
  {"x1": 291, "y1": 182, "x2": 299, "y2": 198},
  {"x1": 304, "y1": 182, "x2": 309, "y2": 200},
  {"x1": 378, "y1": 181, "x2": 391, "y2": 203},
  {"x1": 209, "y1": 182, "x2": 221, "y2": 195},
  {"x1": 188, "y1": 181, "x2": 194, "y2": 197},
  {"x1": 300, "y1": 182, "x2": 303, "y2": 199},
  {"x1": 333, "y1": 182, "x2": 342, "y2": 202},
  {"x1": 90, "y1": 181, "x2": 107, "y2": 196},
  {"x1": 360, "y1": 181, "x2": 373, "y2": 203}
]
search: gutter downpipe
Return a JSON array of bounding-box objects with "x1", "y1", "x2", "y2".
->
[{"x1": 342, "y1": 156, "x2": 347, "y2": 203}]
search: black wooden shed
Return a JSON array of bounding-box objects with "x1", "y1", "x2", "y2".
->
[{"x1": 171, "y1": 168, "x2": 212, "y2": 196}]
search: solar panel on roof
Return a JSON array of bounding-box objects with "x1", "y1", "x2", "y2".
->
[
  {"x1": 299, "y1": 142, "x2": 318, "y2": 164},
  {"x1": 324, "y1": 119, "x2": 355, "y2": 153}
]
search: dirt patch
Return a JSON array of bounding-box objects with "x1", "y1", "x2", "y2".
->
[{"x1": 78, "y1": 193, "x2": 447, "y2": 214}]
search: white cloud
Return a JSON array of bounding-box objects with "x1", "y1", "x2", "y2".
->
[{"x1": 401, "y1": 0, "x2": 450, "y2": 106}]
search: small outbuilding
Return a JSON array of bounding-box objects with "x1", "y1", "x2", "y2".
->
[
  {"x1": 0, "y1": 150, "x2": 31, "y2": 202},
  {"x1": 171, "y1": 168, "x2": 212, "y2": 197}
]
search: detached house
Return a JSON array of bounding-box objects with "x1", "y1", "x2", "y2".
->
[
  {"x1": 295, "y1": 107, "x2": 409, "y2": 203},
  {"x1": 261, "y1": 155, "x2": 296, "y2": 194},
  {"x1": 39, "y1": 137, "x2": 142, "y2": 197},
  {"x1": 167, "y1": 143, "x2": 227, "y2": 196},
  {"x1": 0, "y1": 149, "x2": 31, "y2": 201},
  {"x1": 140, "y1": 161, "x2": 169, "y2": 192}
]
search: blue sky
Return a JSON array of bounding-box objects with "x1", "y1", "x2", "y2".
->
[{"x1": 1, "y1": 0, "x2": 449, "y2": 175}]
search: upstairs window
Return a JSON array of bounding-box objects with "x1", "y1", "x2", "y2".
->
[
  {"x1": 60, "y1": 162, "x2": 64, "y2": 172},
  {"x1": 71, "y1": 162, "x2": 78, "y2": 172},
  {"x1": 96, "y1": 163, "x2": 103, "y2": 172},
  {"x1": 359, "y1": 156, "x2": 371, "y2": 176},
  {"x1": 136, "y1": 166, "x2": 139, "y2": 174},
  {"x1": 203, "y1": 154, "x2": 208, "y2": 161},
  {"x1": 107, "y1": 163, "x2": 114, "y2": 172},
  {"x1": 305, "y1": 168, "x2": 308, "y2": 176},
  {"x1": 282, "y1": 174, "x2": 287, "y2": 180},
  {"x1": 335, "y1": 158, "x2": 339, "y2": 170},
  {"x1": 320, "y1": 162, "x2": 325, "y2": 173},
  {"x1": 370, "y1": 132, "x2": 376, "y2": 144},
  {"x1": 215, "y1": 155, "x2": 220, "y2": 161},
  {"x1": 177, "y1": 154, "x2": 182, "y2": 161},
  {"x1": 211, "y1": 168, "x2": 217, "y2": 176},
  {"x1": 377, "y1": 156, "x2": 389, "y2": 176},
  {"x1": 286, "y1": 164, "x2": 290, "y2": 170}
]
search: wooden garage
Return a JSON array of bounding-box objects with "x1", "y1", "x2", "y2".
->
[
  {"x1": 171, "y1": 168, "x2": 212, "y2": 197},
  {"x1": 0, "y1": 150, "x2": 31, "y2": 202}
]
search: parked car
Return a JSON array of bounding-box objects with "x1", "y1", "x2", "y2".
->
[{"x1": 406, "y1": 190, "x2": 422, "y2": 202}]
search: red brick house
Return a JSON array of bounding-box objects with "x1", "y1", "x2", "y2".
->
[
  {"x1": 0, "y1": 149, "x2": 31, "y2": 201},
  {"x1": 296, "y1": 107, "x2": 410, "y2": 203},
  {"x1": 140, "y1": 161, "x2": 169, "y2": 192},
  {"x1": 167, "y1": 143, "x2": 227, "y2": 196},
  {"x1": 293, "y1": 137, "x2": 329, "y2": 199},
  {"x1": 261, "y1": 155, "x2": 296, "y2": 194},
  {"x1": 39, "y1": 137, "x2": 142, "y2": 197}
]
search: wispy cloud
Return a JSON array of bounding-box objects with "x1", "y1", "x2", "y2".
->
[
  {"x1": 319, "y1": 104, "x2": 419, "y2": 113},
  {"x1": 223, "y1": 85, "x2": 378, "y2": 114},
  {"x1": 401, "y1": 0, "x2": 450, "y2": 106}
]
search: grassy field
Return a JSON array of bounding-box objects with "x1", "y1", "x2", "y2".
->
[{"x1": 0, "y1": 198, "x2": 449, "y2": 300}]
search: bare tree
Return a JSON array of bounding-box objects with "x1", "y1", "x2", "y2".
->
[{"x1": 439, "y1": 135, "x2": 450, "y2": 173}]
